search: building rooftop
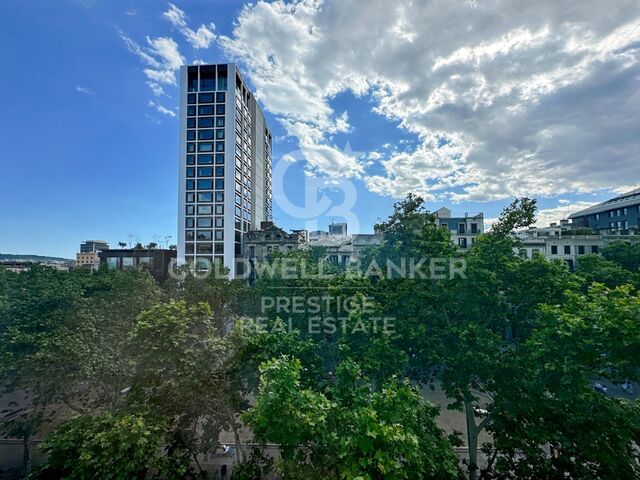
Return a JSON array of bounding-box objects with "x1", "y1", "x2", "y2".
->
[{"x1": 569, "y1": 188, "x2": 640, "y2": 218}]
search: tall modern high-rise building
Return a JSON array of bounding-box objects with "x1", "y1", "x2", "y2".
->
[{"x1": 178, "y1": 64, "x2": 272, "y2": 276}]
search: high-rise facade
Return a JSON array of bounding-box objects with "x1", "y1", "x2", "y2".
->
[{"x1": 178, "y1": 64, "x2": 272, "y2": 276}]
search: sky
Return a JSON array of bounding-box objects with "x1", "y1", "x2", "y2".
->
[{"x1": 1, "y1": 0, "x2": 639, "y2": 258}]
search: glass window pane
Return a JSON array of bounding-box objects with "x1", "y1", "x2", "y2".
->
[
  {"x1": 197, "y1": 179, "x2": 213, "y2": 190},
  {"x1": 198, "y1": 192, "x2": 213, "y2": 202},
  {"x1": 197, "y1": 155, "x2": 213, "y2": 165},
  {"x1": 197, "y1": 217, "x2": 213, "y2": 228},
  {"x1": 198, "y1": 167, "x2": 213, "y2": 177},
  {"x1": 198, "y1": 130, "x2": 215, "y2": 140},
  {"x1": 198, "y1": 143, "x2": 213, "y2": 153}
]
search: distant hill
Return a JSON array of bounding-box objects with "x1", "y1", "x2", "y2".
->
[{"x1": 0, "y1": 253, "x2": 73, "y2": 263}]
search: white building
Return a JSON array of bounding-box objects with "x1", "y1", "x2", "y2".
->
[{"x1": 178, "y1": 64, "x2": 272, "y2": 277}]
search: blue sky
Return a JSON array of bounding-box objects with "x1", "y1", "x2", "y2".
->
[{"x1": 1, "y1": 0, "x2": 638, "y2": 258}]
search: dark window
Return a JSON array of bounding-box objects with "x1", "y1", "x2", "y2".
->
[
  {"x1": 197, "y1": 230, "x2": 213, "y2": 241},
  {"x1": 577, "y1": 245, "x2": 585, "y2": 255},
  {"x1": 197, "y1": 179, "x2": 213, "y2": 190},
  {"x1": 200, "y1": 66, "x2": 215, "y2": 91},
  {"x1": 198, "y1": 117, "x2": 214, "y2": 128},
  {"x1": 215, "y1": 141, "x2": 225, "y2": 152},
  {"x1": 197, "y1": 155, "x2": 213, "y2": 165},
  {"x1": 186, "y1": 180, "x2": 195, "y2": 190},
  {"x1": 187, "y1": 66, "x2": 198, "y2": 92},
  {"x1": 187, "y1": 118, "x2": 196, "y2": 128},
  {"x1": 216, "y1": 117, "x2": 225, "y2": 127},
  {"x1": 197, "y1": 217, "x2": 213, "y2": 228},
  {"x1": 198, "y1": 143, "x2": 213, "y2": 153},
  {"x1": 187, "y1": 130, "x2": 196, "y2": 141},
  {"x1": 187, "y1": 106, "x2": 196, "y2": 116},
  {"x1": 215, "y1": 192, "x2": 224, "y2": 202},
  {"x1": 551, "y1": 245, "x2": 558, "y2": 254},
  {"x1": 198, "y1": 130, "x2": 215, "y2": 140},
  {"x1": 185, "y1": 243, "x2": 194, "y2": 254},
  {"x1": 216, "y1": 230, "x2": 224, "y2": 240},
  {"x1": 215, "y1": 243, "x2": 224, "y2": 254},
  {"x1": 470, "y1": 223, "x2": 478, "y2": 234},
  {"x1": 186, "y1": 218, "x2": 194, "y2": 228},
  {"x1": 215, "y1": 205, "x2": 223, "y2": 215},
  {"x1": 186, "y1": 155, "x2": 195, "y2": 165},
  {"x1": 187, "y1": 143, "x2": 196, "y2": 153},
  {"x1": 591, "y1": 245, "x2": 599, "y2": 253},
  {"x1": 217, "y1": 65, "x2": 227, "y2": 90},
  {"x1": 198, "y1": 167, "x2": 213, "y2": 177},
  {"x1": 185, "y1": 230, "x2": 194, "y2": 241},
  {"x1": 564, "y1": 245, "x2": 571, "y2": 254},
  {"x1": 198, "y1": 93, "x2": 214, "y2": 103},
  {"x1": 215, "y1": 179, "x2": 224, "y2": 189},
  {"x1": 216, "y1": 92, "x2": 226, "y2": 102},
  {"x1": 186, "y1": 167, "x2": 195, "y2": 178},
  {"x1": 458, "y1": 224, "x2": 466, "y2": 234},
  {"x1": 187, "y1": 93, "x2": 197, "y2": 104},
  {"x1": 186, "y1": 193, "x2": 195, "y2": 202},
  {"x1": 197, "y1": 244, "x2": 213, "y2": 254},
  {"x1": 186, "y1": 205, "x2": 194, "y2": 215},
  {"x1": 198, "y1": 192, "x2": 213, "y2": 202},
  {"x1": 198, "y1": 105, "x2": 214, "y2": 115},
  {"x1": 216, "y1": 129, "x2": 225, "y2": 139},
  {"x1": 215, "y1": 154, "x2": 225, "y2": 164},
  {"x1": 215, "y1": 166, "x2": 224, "y2": 177},
  {"x1": 216, "y1": 104, "x2": 225, "y2": 115}
]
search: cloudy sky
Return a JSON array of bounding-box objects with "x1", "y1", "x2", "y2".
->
[{"x1": 1, "y1": 0, "x2": 639, "y2": 257}]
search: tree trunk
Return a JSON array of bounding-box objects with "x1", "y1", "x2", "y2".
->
[
  {"x1": 21, "y1": 432, "x2": 32, "y2": 477},
  {"x1": 465, "y1": 399, "x2": 479, "y2": 480}
]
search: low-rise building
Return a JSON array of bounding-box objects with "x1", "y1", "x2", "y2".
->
[
  {"x1": 434, "y1": 208, "x2": 484, "y2": 249},
  {"x1": 98, "y1": 249, "x2": 177, "y2": 283},
  {"x1": 75, "y1": 240, "x2": 110, "y2": 270},
  {"x1": 569, "y1": 188, "x2": 640, "y2": 234},
  {"x1": 243, "y1": 222, "x2": 306, "y2": 262}
]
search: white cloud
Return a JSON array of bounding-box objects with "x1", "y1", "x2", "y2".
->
[
  {"x1": 535, "y1": 201, "x2": 597, "y2": 228},
  {"x1": 218, "y1": 0, "x2": 640, "y2": 201},
  {"x1": 125, "y1": 9, "x2": 136, "y2": 16},
  {"x1": 119, "y1": 30, "x2": 184, "y2": 88},
  {"x1": 75, "y1": 85, "x2": 94, "y2": 95},
  {"x1": 163, "y1": 3, "x2": 216, "y2": 49},
  {"x1": 149, "y1": 100, "x2": 176, "y2": 117}
]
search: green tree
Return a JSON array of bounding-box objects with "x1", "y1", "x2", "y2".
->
[
  {"x1": 576, "y1": 253, "x2": 638, "y2": 289},
  {"x1": 602, "y1": 239, "x2": 640, "y2": 272}
]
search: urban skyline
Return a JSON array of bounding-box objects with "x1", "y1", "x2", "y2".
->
[{"x1": 1, "y1": 0, "x2": 639, "y2": 259}]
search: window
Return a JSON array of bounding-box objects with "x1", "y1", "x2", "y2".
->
[
  {"x1": 215, "y1": 205, "x2": 224, "y2": 215},
  {"x1": 215, "y1": 141, "x2": 225, "y2": 152},
  {"x1": 187, "y1": 143, "x2": 195, "y2": 153},
  {"x1": 186, "y1": 180, "x2": 195, "y2": 190},
  {"x1": 186, "y1": 218, "x2": 194, "y2": 228},
  {"x1": 187, "y1": 118, "x2": 196, "y2": 128},
  {"x1": 215, "y1": 154, "x2": 225, "y2": 164},
  {"x1": 198, "y1": 93, "x2": 214, "y2": 103},
  {"x1": 197, "y1": 179, "x2": 213, "y2": 190},
  {"x1": 216, "y1": 129, "x2": 225, "y2": 139},
  {"x1": 215, "y1": 179, "x2": 224, "y2": 189},
  {"x1": 215, "y1": 230, "x2": 224, "y2": 240},
  {"x1": 186, "y1": 205, "x2": 194, "y2": 215},
  {"x1": 609, "y1": 211, "x2": 614, "y2": 218},
  {"x1": 216, "y1": 104, "x2": 225, "y2": 115},
  {"x1": 458, "y1": 237, "x2": 467, "y2": 248},
  {"x1": 198, "y1": 105, "x2": 214, "y2": 115},
  {"x1": 197, "y1": 205, "x2": 213, "y2": 215},
  {"x1": 216, "y1": 117, "x2": 225, "y2": 127},
  {"x1": 215, "y1": 192, "x2": 224, "y2": 202},
  {"x1": 470, "y1": 223, "x2": 478, "y2": 234},
  {"x1": 187, "y1": 106, "x2": 196, "y2": 116},
  {"x1": 595, "y1": 213, "x2": 599, "y2": 220},
  {"x1": 577, "y1": 245, "x2": 585, "y2": 255},
  {"x1": 185, "y1": 243, "x2": 194, "y2": 254},
  {"x1": 186, "y1": 231, "x2": 194, "y2": 241},
  {"x1": 197, "y1": 155, "x2": 213, "y2": 165},
  {"x1": 187, "y1": 130, "x2": 196, "y2": 141},
  {"x1": 458, "y1": 223, "x2": 466, "y2": 234},
  {"x1": 198, "y1": 117, "x2": 214, "y2": 128},
  {"x1": 197, "y1": 244, "x2": 213, "y2": 254},
  {"x1": 564, "y1": 245, "x2": 571, "y2": 254},
  {"x1": 186, "y1": 167, "x2": 195, "y2": 178},
  {"x1": 591, "y1": 245, "x2": 599, "y2": 253},
  {"x1": 215, "y1": 243, "x2": 224, "y2": 254},
  {"x1": 200, "y1": 66, "x2": 215, "y2": 91},
  {"x1": 122, "y1": 257, "x2": 134, "y2": 268},
  {"x1": 198, "y1": 167, "x2": 213, "y2": 177},
  {"x1": 197, "y1": 230, "x2": 213, "y2": 241},
  {"x1": 215, "y1": 217, "x2": 223, "y2": 227},
  {"x1": 216, "y1": 92, "x2": 225, "y2": 102},
  {"x1": 198, "y1": 143, "x2": 213, "y2": 153},
  {"x1": 187, "y1": 93, "x2": 197, "y2": 104},
  {"x1": 215, "y1": 166, "x2": 224, "y2": 177},
  {"x1": 197, "y1": 217, "x2": 213, "y2": 228},
  {"x1": 107, "y1": 257, "x2": 119, "y2": 269},
  {"x1": 186, "y1": 193, "x2": 195, "y2": 203},
  {"x1": 198, "y1": 130, "x2": 215, "y2": 140},
  {"x1": 551, "y1": 245, "x2": 558, "y2": 254},
  {"x1": 186, "y1": 155, "x2": 195, "y2": 165},
  {"x1": 198, "y1": 192, "x2": 213, "y2": 202}
]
